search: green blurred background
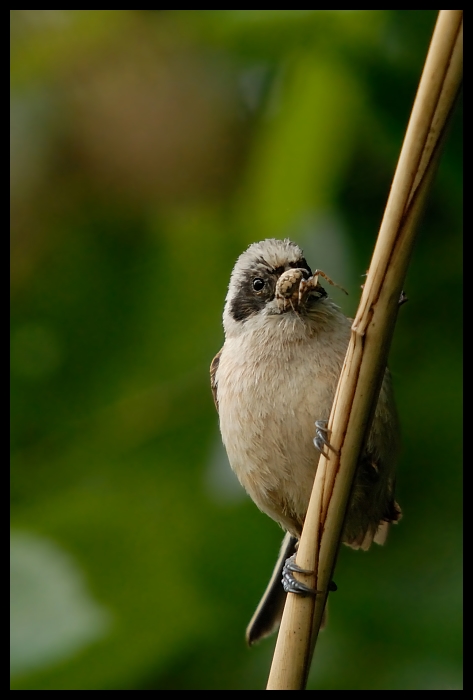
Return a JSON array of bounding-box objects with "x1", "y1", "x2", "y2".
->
[{"x1": 10, "y1": 10, "x2": 462, "y2": 690}]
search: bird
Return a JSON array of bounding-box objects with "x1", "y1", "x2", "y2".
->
[{"x1": 210, "y1": 238, "x2": 401, "y2": 645}]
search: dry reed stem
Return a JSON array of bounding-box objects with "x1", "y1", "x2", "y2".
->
[{"x1": 267, "y1": 10, "x2": 462, "y2": 691}]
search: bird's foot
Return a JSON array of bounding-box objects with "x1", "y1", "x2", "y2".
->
[
  {"x1": 281, "y1": 554, "x2": 338, "y2": 595},
  {"x1": 282, "y1": 554, "x2": 318, "y2": 595},
  {"x1": 313, "y1": 420, "x2": 339, "y2": 459},
  {"x1": 398, "y1": 290, "x2": 408, "y2": 306}
]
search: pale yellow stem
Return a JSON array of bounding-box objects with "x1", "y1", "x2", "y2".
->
[{"x1": 267, "y1": 10, "x2": 462, "y2": 691}]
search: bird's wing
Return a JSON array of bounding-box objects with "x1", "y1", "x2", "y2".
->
[{"x1": 210, "y1": 349, "x2": 222, "y2": 412}]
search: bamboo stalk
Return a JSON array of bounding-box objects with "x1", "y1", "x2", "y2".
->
[{"x1": 266, "y1": 10, "x2": 462, "y2": 691}]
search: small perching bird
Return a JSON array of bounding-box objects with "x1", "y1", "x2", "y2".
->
[{"x1": 210, "y1": 239, "x2": 401, "y2": 644}]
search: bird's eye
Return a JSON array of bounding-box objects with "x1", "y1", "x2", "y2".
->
[{"x1": 252, "y1": 278, "x2": 265, "y2": 292}]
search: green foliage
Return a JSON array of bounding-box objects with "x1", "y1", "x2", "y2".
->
[{"x1": 10, "y1": 10, "x2": 462, "y2": 690}]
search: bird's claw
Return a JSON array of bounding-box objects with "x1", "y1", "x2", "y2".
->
[
  {"x1": 398, "y1": 290, "x2": 408, "y2": 306},
  {"x1": 281, "y1": 555, "x2": 338, "y2": 596},
  {"x1": 282, "y1": 554, "x2": 318, "y2": 595},
  {"x1": 313, "y1": 419, "x2": 339, "y2": 459}
]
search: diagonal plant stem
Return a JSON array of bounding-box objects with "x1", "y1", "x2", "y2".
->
[{"x1": 266, "y1": 10, "x2": 463, "y2": 691}]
